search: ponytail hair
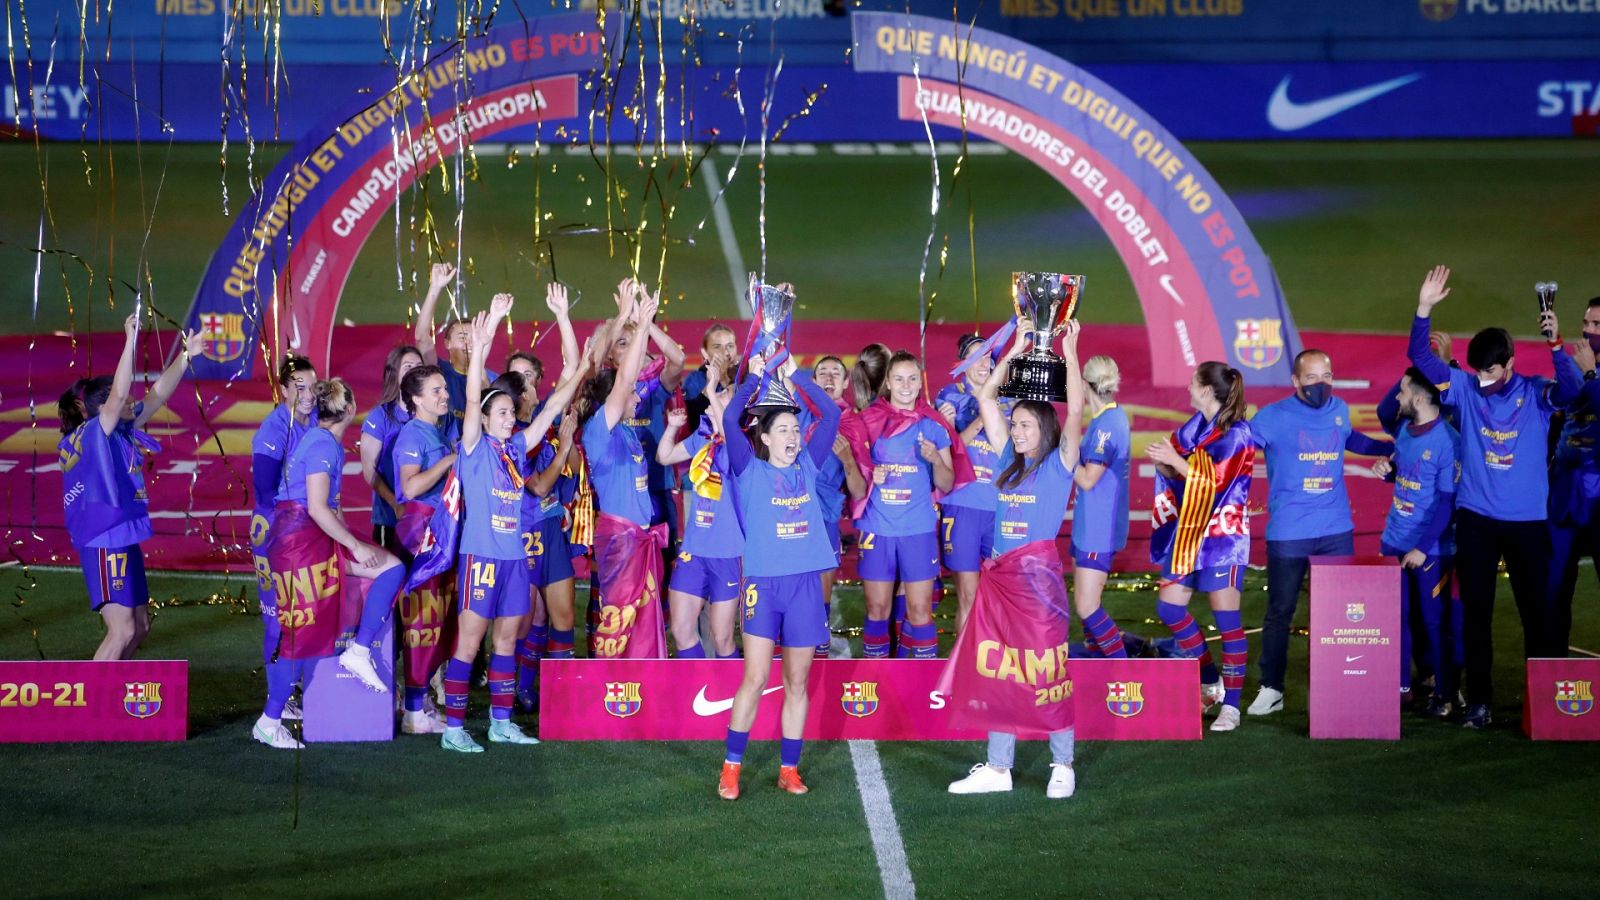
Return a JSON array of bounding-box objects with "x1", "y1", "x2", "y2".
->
[
  {"x1": 400, "y1": 364, "x2": 443, "y2": 415},
  {"x1": 578, "y1": 368, "x2": 618, "y2": 427},
  {"x1": 1196, "y1": 361, "x2": 1246, "y2": 431},
  {"x1": 313, "y1": 377, "x2": 355, "y2": 425},
  {"x1": 58, "y1": 375, "x2": 115, "y2": 435},
  {"x1": 489, "y1": 371, "x2": 528, "y2": 416},
  {"x1": 850, "y1": 343, "x2": 891, "y2": 411}
]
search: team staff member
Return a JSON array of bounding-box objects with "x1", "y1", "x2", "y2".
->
[
  {"x1": 1070, "y1": 355, "x2": 1131, "y2": 657},
  {"x1": 414, "y1": 261, "x2": 496, "y2": 420},
  {"x1": 717, "y1": 355, "x2": 841, "y2": 800},
  {"x1": 1408, "y1": 265, "x2": 1583, "y2": 729},
  {"x1": 1547, "y1": 297, "x2": 1600, "y2": 657},
  {"x1": 58, "y1": 319, "x2": 201, "y2": 660},
  {"x1": 1247, "y1": 349, "x2": 1394, "y2": 717}
]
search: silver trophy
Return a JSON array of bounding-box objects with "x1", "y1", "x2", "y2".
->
[
  {"x1": 998, "y1": 272, "x2": 1084, "y2": 402},
  {"x1": 745, "y1": 275, "x2": 799, "y2": 415},
  {"x1": 1536, "y1": 281, "x2": 1559, "y2": 340}
]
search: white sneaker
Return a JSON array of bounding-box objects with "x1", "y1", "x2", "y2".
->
[
  {"x1": 281, "y1": 695, "x2": 303, "y2": 721},
  {"x1": 1046, "y1": 764, "x2": 1076, "y2": 799},
  {"x1": 402, "y1": 708, "x2": 447, "y2": 735},
  {"x1": 1247, "y1": 687, "x2": 1285, "y2": 716},
  {"x1": 252, "y1": 715, "x2": 303, "y2": 750},
  {"x1": 338, "y1": 644, "x2": 388, "y2": 693},
  {"x1": 1201, "y1": 680, "x2": 1225, "y2": 711},
  {"x1": 948, "y1": 763, "x2": 1013, "y2": 795},
  {"x1": 1210, "y1": 705, "x2": 1242, "y2": 732},
  {"x1": 488, "y1": 719, "x2": 541, "y2": 745}
]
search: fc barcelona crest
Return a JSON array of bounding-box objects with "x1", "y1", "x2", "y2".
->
[
  {"x1": 198, "y1": 312, "x2": 247, "y2": 363},
  {"x1": 1106, "y1": 681, "x2": 1145, "y2": 718},
  {"x1": 1346, "y1": 603, "x2": 1366, "y2": 623},
  {"x1": 841, "y1": 681, "x2": 879, "y2": 718},
  {"x1": 603, "y1": 681, "x2": 642, "y2": 718},
  {"x1": 1232, "y1": 318, "x2": 1285, "y2": 371},
  {"x1": 1555, "y1": 680, "x2": 1594, "y2": 717},
  {"x1": 124, "y1": 682, "x2": 164, "y2": 719}
]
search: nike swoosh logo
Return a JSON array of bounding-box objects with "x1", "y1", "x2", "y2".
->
[
  {"x1": 1159, "y1": 274, "x2": 1184, "y2": 307},
  {"x1": 288, "y1": 313, "x2": 304, "y2": 351},
  {"x1": 1345, "y1": 655, "x2": 1363, "y2": 663},
  {"x1": 692, "y1": 684, "x2": 783, "y2": 717},
  {"x1": 1267, "y1": 74, "x2": 1421, "y2": 132}
]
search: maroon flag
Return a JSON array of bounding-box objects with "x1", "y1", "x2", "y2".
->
[
  {"x1": 265, "y1": 501, "x2": 372, "y2": 660},
  {"x1": 591, "y1": 512, "x2": 669, "y2": 659},
  {"x1": 938, "y1": 540, "x2": 1075, "y2": 734}
]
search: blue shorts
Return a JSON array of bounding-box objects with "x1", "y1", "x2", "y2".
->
[
  {"x1": 942, "y1": 507, "x2": 995, "y2": 574},
  {"x1": 82, "y1": 545, "x2": 148, "y2": 612},
  {"x1": 670, "y1": 552, "x2": 743, "y2": 604},
  {"x1": 526, "y1": 517, "x2": 575, "y2": 587},
  {"x1": 858, "y1": 530, "x2": 941, "y2": 583},
  {"x1": 742, "y1": 572, "x2": 829, "y2": 648},
  {"x1": 457, "y1": 553, "x2": 533, "y2": 619},
  {"x1": 1160, "y1": 564, "x2": 1245, "y2": 593},
  {"x1": 1071, "y1": 546, "x2": 1113, "y2": 573}
]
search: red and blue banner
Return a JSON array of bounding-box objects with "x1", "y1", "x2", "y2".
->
[
  {"x1": 0, "y1": 660, "x2": 188, "y2": 743},
  {"x1": 851, "y1": 12, "x2": 1302, "y2": 386}
]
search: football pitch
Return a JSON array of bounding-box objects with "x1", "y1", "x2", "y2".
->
[{"x1": 3, "y1": 566, "x2": 1598, "y2": 897}]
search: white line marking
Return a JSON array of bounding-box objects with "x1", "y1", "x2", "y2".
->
[
  {"x1": 849, "y1": 740, "x2": 917, "y2": 900},
  {"x1": 700, "y1": 157, "x2": 751, "y2": 319},
  {"x1": 1206, "y1": 627, "x2": 1264, "y2": 643},
  {"x1": 1569, "y1": 645, "x2": 1600, "y2": 659}
]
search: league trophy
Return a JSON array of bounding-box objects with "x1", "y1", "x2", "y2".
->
[
  {"x1": 1536, "y1": 280, "x2": 1559, "y2": 340},
  {"x1": 745, "y1": 275, "x2": 799, "y2": 415},
  {"x1": 998, "y1": 272, "x2": 1084, "y2": 402}
]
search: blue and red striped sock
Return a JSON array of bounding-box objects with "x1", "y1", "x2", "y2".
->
[
  {"x1": 546, "y1": 628, "x2": 575, "y2": 659},
  {"x1": 487, "y1": 654, "x2": 515, "y2": 721},
  {"x1": 862, "y1": 617, "x2": 891, "y2": 658},
  {"x1": 1158, "y1": 601, "x2": 1218, "y2": 682},
  {"x1": 443, "y1": 657, "x2": 472, "y2": 727},
  {"x1": 900, "y1": 621, "x2": 939, "y2": 659},
  {"x1": 676, "y1": 641, "x2": 706, "y2": 659},
  {"x1": 780, "y1": 736, "x2": 804, "y2": 768},
  {"x1": 1214, "y1": 609, "x2": 1248, "y2": 708},
  {"x1": 517, "y1": 625, "x2": 547, "y2": 694},
  {"x1": 724, "y1": 728, "x2": 750, "y2": 764},
  {"x1": 1082, "y1": 608, "x2": 1127, "y2": 659}
]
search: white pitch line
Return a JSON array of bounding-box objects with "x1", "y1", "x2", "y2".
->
[
  {"x1": 1206, "y1": 627, "x2": 1264, "y2": 643},
  {"x1": 700, "y1": 156, "x2": 751, "y2": 319},
  {"x1": 1569, "y1": 645, "x2": 1600, "y2": 659},
  {"x1": 849, "y1": 740, "x2": 917, "y2": 900}
]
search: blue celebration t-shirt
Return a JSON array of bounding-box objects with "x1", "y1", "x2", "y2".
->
[
  {"x1": 458, "y1": 436, "x2": 526, "y2": 559},
  {"x1": 60, "y1": 414, "x2": 155, "y2": 549},
  {"x1": 583, "y1": 411, "x2": 653, "y2": 527},
  {"x1": 796, "y1": 400, "x2": 847, "y2": 522},
  {"x1": 625, "y1": 382, "x2": 674, "y2": 495},
  {"x1": 250, "y1": 403, "x2": 311, "y2": 518},
  {"x1": 991, "y1": 443, "x2": 1074, "y2": 558},
  {"x1": 1072, "y1": 403, "x2": 1131, "y2": 554},
  {"x1": 736, "y1": 452, "x2": 838, "y2": 577},
  {"x1": 1250, "y1": 396, "x2": 1357, "y2": 542},
  {"x1": 361, "y1": 401, "x2": 410, "y2": 527},
  {"x1": 283, "y1": 427, "x2": 345, "y2": 510},
  {"x1": 859, "y1": 417, "x2": 952, "y2": 536},
  {"x1": 680, "y1": 430, "x2": 745, "y2": 557},
  {"x1": 1381, "y1": 418, "x2": 1458, "y2": 557},
  {"x1": 937, "y1": 382, "x2": 1010, "y2": 512},
  {"x1": 437, "y1": 358, "x2": 498, "y2": 423},
  {"x1": 392, "y1": 415, "x2": 458, "y2": 504}
]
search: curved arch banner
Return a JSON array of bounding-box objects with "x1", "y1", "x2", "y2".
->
[
  {"x1": 851, "y1": 12, "x2": 1301, "y2": 387},
  {"x1": 184, "y1": 14, "x2": 602, "y2": 380}
]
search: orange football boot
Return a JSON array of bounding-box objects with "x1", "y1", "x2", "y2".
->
[
  {"x1": 777, "y1": 765, "x2": 809, "y2": 795},
  {"x1": 718, "y1": 762, "x2": 742, "y2": 800}
]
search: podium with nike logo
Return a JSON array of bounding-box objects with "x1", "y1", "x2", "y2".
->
[{"x1": 1308, "y1": 556, "x2": 1401, "y2": 739}]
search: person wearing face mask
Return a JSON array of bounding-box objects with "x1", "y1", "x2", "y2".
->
[
  {"x1": 1409, "y1": 265, "x2": 1584, "y2": 729},
  {"x1": 1245, "y1": 349, "x2": 1395, "y2": 718},
  {"x1": 937, "y1": 332, "x2": 1013, "y2": 632},
  {"x1": 1371, "y1": 368, "x2": 1462, "y2": 718},
  {"x1": 1544, "y1": 295, "x2": 1600, "y2": 668}
]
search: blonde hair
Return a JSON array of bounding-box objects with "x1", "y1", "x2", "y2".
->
[
  {"x1": 314, "y1": 377, "x2": 356, "y2": 424},
  {"x1": 1083, "y1": 355, "x2": 1121, "y2": 399}
]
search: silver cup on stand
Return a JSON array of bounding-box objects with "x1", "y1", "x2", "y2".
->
[
  {"x1": 745, "y1": 276, "x2": 799, "y2": 415},
  {"x1": 998, "y1": 272, "x2": 1084, "y2": 403}
]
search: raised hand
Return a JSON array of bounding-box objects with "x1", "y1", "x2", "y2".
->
[
  {"x1": 666, "y1": 407, "x2": 687, "y2": 430},
  {"x1": 917, "y1": 434, "x2": 939, "y2": 464},
  {"x1": 123, "y1": 314, "x2": 140, "y2": 340},
  {"x1": 490, "y1": 292, "x2": 514, "y2": 320},
  {"x1": 938, "y1": 401, "x2": 958, "y2": 425},
  {"x1": 182, "y1": 329, "x2": 204, "y2": 358},
  {"x1": 546, "y1": 282, "x2": 570, "y2": 318},
  {"x1": 470, "y1": 310, "x2": 494, "y2": 352},
  {"x1": 1572, "y1": 337, "x2": 1597, "y2": 373},
  {"x1": 557, "y1": 412, "x2": 577, "y2": 445},
  {"x1": 1003, "y1": 322, "x2": 1029, "y2": 360},
  {"x1": 1061, "y1": 319, "x2": 1081, "y2": 357},
  {"x1": 429, "y1": 262, "x2": 456, "y2": 291},
  {"x1": 748, "y1": 354, "x2": 767, "y2": 380},
  {"x1": 1429, "y1": 330, "x2": 1453, "y2": 364},
  {"x1": 778, "y1": 355, "x2": 797, "y2": 379},
  {"x1": 613, "y1": 278, "x2": 638, "y2": 322},
  {"x1": 1418, "y1": 265, "x2": 1451, "y2": 313},
  {"x1": 634, "y1": 288, "x2": 660, "y2": 324},
  {"x1": 1540, "y1": 310, "x2": 1559, "y2": 341}
]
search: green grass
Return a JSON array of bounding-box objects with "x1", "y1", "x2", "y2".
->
[
  {"x1": 4, "y1": 566, "x2": 1597, "y2": 897},
  {"x1": 2, "y1": 140, "x2": 1596, "y2": 340}
]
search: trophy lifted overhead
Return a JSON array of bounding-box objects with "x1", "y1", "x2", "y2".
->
[
  {"x1": 1536, "y1": 280, "x2": 1559, "y2": 340},
  {"x1": 998, "y1": 272, "x2": 1085, "y2": 403},
  {"x1": 744, "y1": 275, "x2": 800, "y2": 416}
]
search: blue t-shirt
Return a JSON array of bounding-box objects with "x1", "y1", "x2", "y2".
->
[
  {"x1": 511, "y1": 429, "x2": 568, "y2": 530},
  {"x1": 680, "y1": 430, "x2": 745, "y2": 557},
  {"x1": 283, "y1": 427, "x2": 345, "y2": 510},
  {"x1": 1440, "y1": 368, "x2": 1561, "y2": 522},
  {"x1": 361, "y1": 401, "x2": 411, "y2": 527},
  {"x1": 736, "y1": 452, "x2": 837, "y2": 577},
  {"x1": 937, "y1": 382, "x2": 1010, "y2": 512},
  {"x1": 583, "y1": 412, "x2": 653, "y2": 527},
  {"x1": 796, "y1": 401, "x2": 847, "y2": 522},
  {"x1": 1381, "y1": 418, "x2": 1458, "y2": 557},
  {"x1": 859, "y1": 417, "x2": 952, "y2": 536},
  {"x1": 392, "y1": 415, "x2": 458, "y2": 504},
  {"x1": 60, "y1": 415, "x2": 154, "y2": 549},
  {"x1": 1072, "y1": 404, "x2": 1131, "y2": 554},
  {"x1": 991, "y1": 443, "x2": 1074, "y2": 558},
  {"x1": 625, "y1": 382, "x2": 674, "y2": 495},
  {"x1": 438, "y1": 358, "x2": 497, "y2": 424},
  {"x1": 457, "y1": 436, "x2": 525, "y2": 559},
  {"x1": 250, "y1": 403, "x2": 311, "y2": 518},
  {"x1": 1250, "y1": 396, "x2": 1357, "y2": 542}
]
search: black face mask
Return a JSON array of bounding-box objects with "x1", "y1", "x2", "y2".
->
[
  {"x1": 1299, "y1": 383, "x2": 1332, "y2": 408},
  {"x1": 1587, "y1": 333, "x2": 1600, "y2": 355}
]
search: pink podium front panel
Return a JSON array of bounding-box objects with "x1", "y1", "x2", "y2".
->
[
  {"x1": 0, "y1": 660, "x2": 188, "y2": 742},
  {"x1": 1309, "y1": 556, "x2": 1401, "y2": 740},
  {"x1": 1525, "y1": 658, "x2": 1600, "y2": 741}
]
